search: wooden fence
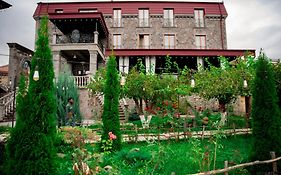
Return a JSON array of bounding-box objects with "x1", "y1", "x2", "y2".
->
[
  {"x1": 120, "y1": 125, "x2": 251, "y2": 143},
  {"x1": 190, "y1": 152, "x2": 280, "y2": 175}
]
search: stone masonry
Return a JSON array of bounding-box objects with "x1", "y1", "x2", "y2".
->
[{"x1": 105, "y1": 15, "x2": 227, "y2": 50}]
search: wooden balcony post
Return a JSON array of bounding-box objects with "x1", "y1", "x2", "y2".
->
[{"x1": 89, "y1": 50, "x2": 98, "y2": 75}]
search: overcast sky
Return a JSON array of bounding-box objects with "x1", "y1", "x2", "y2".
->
[{"x1": 0, "y1": 0, "x2": 281, "y2": 66}]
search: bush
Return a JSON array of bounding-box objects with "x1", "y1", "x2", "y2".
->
[
  {"x1": 128, "y1": 112, "x2": 140, "y2": 121},
  {"x1": 118, "y1": 148, "x2": 152, "y2": 166}
]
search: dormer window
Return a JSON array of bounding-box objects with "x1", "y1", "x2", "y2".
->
[
  {"x1": 55, "y1": 9, "x2": 63, "y2": 13},
  {"x1": 79, "y1": 8, "x2": 98, "y2": 13},
  {"x1": 163, "y1": 9, "x2": 174, "y2": 27},
  {"x1": 113, "y1": 9, "x2": 122, "y2": 27},
  {"x1": 194, "y1": 9, "x2": 205, "y2": 27},
  {"x1": 138, "y1": 9, "x2": 149, "y2": 27}
]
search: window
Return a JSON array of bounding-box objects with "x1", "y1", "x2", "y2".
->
[
  {"x1": 79, "y1": 8, "x2": 98, "y2": 13},
  {"x1": 164, "y1": 34, "x2": 175, "y2": 49},
  {"x1": 195, "y1": 35, "x2": 206, "y2": 49},
  {"x1": 138, "y1": 9, "x2": 149, "y2": 27},
  {"x1": 163, "y1": 9, "x2": 174, "y2": 27},
  {"x1": 139, "y1": 34, "x2": 150, "y2": 49},
  {"x1": 194, "y1": 9, "x2": 205, "y2": 27},
  {"x1": 55, "y1": 9, "x2": 63, "y2": 13},
  {"x1": 113, "y1": 34, "x2": 122, "y2": 49},
  {"x1": 113, "y1": 9, "x2": 122, "y2": 27}
]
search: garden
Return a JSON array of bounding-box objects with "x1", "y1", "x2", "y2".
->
[{"x1": 1, "y1": 16, "x2": 281, "y2": 175}]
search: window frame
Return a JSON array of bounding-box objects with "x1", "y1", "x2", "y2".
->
[
  {"x1": 194, "y1": 9, "x2": 205, "y2": 28},
  {"x1": 164, "y1": 34, "x2": 175, "y2": 49},
  {"x1": 138, "y1": 34, "x2": 150, "y2": 49},
  {"x1": 55, "y1": 9, "x2": 64, "y2": 13},
  {"x1": 138, "y1": 8, "x2": 150, "y2": 27},
  {"x1": 113, "y1": 34, "x2": 122, "y2": 49},
  {"x1": 113, "y1": 8, "x2": 122, "y2": 27},
  {"x1": 195, "y1": 35, "x2": 207, "y2": 49},
  {"x1": 78, "y1": 8, "x2": 98, "y2": 13},
  {"x1": 163, "y1": 8, "x2": 174, "y2": 27}
]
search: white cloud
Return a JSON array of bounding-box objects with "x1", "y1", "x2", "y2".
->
[{"x1": 225, "y1": 0, "x2": 281, "y2": 59}]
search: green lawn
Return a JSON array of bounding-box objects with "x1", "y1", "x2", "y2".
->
[{"x1": 56, "y1": 135, "x2": 252, "y2": 175}]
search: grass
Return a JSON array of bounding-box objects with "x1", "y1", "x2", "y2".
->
[{"x1": 56, "y1": 135, "x2": 252, "y2": 175}]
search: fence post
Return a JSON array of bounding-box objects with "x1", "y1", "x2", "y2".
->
[
  {"x1": 157, "y1": 126, "x2": 160, "y2": 142},
  {"x1": 270, "y1": 151, "x2": 278, "y2": 174},
  {"x1": 224, "y1": 161, "x2": 228, "y2": 175},
  {"x1": 202, "y1": 125, "x2": 205, "y2": 140}
]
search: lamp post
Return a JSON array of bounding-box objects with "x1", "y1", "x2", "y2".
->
[
  {"x1": 9, "y1": 73, "x2": 17, "y2": 128},
  {"x1": 243, "y1": 78, "x2": 250, "y2": 128},
  {"x1": 33, "y1": 58, "x2": 40, "y2": 81},
  {"x1": 191, "y1": 77, "x2": 195, "y2": 88}
]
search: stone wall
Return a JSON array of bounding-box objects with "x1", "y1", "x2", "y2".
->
[
  {"x1": 78, "y1": 89, "x2": 103, "y2": 119},
  {"x1": 105, "y1": 15, "x2": 227, "y2": 49},
  {"x1": 7, "y1": 43, "x2": 33, "y2": 88}
]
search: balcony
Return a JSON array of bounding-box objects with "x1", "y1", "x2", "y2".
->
[
  {"x1": 73, "y1": 76, "x2": 90, "y2": 88},
  {"x1": 53, "y1": 33, "x2": 105, "y2": 57},
  {"x1": 56, "y1": 33, "x2": 94, "y2": 44}
]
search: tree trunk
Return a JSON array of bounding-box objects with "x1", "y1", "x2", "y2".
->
[
  {"x1": 245, "y1": 96, "x2": 251, "y2": 128},
  {"x1": 140, "y1": 99, "x2": 143, "y2": 114},
  {"x1": 218, "y1": 100, "x2": 226, "y2": 112},
  {"x1": 133, "y1": 98, "x2": 141, "y2": 114},
  {"x1": 218, "y1": 100, "x2": 227, "y2": 126}
]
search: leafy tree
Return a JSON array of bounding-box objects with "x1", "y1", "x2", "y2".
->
[
  {"x1": 273, "y1": 61, "x2": 281, "y2": 109},
  {"x1": 123, "y1": 67, "x2": 146, "y2": 114},
  {"x1": 194, "y1": 57, "x2": 242, "y2": 112},
  {"x1": 5, "y1": 16, "x2": 57, "y2": 175},
  {"x1": 101, "y1": 54, "x2": 121, "y2": 151},
  {"x1": 56, "y1": 66, "x2": 82, "y2": 127},
  {"x1": 249, "y1": 53, "x2": 281, "y2": 174},
  {"x1": 87, "y1": 67, "x2": 106, "y2": 94},
  {"x1": 124, "y1": 57, "x2": 190, "y2": 114}
]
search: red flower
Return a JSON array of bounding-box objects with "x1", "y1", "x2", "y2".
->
[
  {"x1": 151, "y1": 110, "x2": 156, "y2": 115},
  {"x1": 156, "y1": 107, "x2": 161, "y2": 111},
  {"x1": 108, "y1": 132, "x2": 117, "y2": 140},
  {"x1": 174, "y1": 113, "x2": 180, "y2": 118}
]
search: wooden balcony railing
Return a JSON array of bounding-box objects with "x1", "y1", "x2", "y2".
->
[{"x1": 73, "y1": 76, "x2": 90, "y2": 88}]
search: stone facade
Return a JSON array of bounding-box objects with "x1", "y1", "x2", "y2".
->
[
  {"x1": 105, "y1": 15, "x2": 227, "y2": 50},
  {"x1": 32, "y1": 1, "x2": 251, "y2": 119},
  {"x1": 7, "y1": 43, "x2": 33, "y2": 88}
]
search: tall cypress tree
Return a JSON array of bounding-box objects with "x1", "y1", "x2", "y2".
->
[
  {"x1": 56, "y1": 66, "x2": 82, "y2": 127},
  {"x1": 250, "y1": 53, "x2": 281, "y2": 174},
  {"x1": 5, "y1": 16, "x2": 57, "y2": 175},
  {"x1": 101, "y1": 54, "x2": 121, "y2": 151}
]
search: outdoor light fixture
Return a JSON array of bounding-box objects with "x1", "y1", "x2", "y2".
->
[
  {"x1": 243, "y1": 79, "x2": 248, "y2": 88},
  {"x1": 33, "y1": 65, "x2": 39, "y2": 81},
  {"x1": 120, "y1": 76, "x2": 126, "y2": 86},
  {"x1": 191, "y1": 78, "x2": 195, "y2": 88}
]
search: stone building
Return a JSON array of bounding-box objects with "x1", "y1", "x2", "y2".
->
[{"x1": 33, "y1": 1, "x2": 254, "y2": 118}]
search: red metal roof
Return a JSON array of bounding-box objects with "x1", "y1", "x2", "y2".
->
[
  {"x1": 34, "y1": 1, "x2": 227, "y2": 17},
  {"x1": 0, "y1": 64, "x2": 8, "y2": 75},
  {"x1": 105, "y1": 49, "x2": 255, "y2": 57},
  {"x1": 48, "y1": 12, "x2": 109, "y2": 36}
]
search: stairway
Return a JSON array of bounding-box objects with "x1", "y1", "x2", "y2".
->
[
  {"x1": 0, "y1": 91, "x2": 16, "y2": 122},
  {"x1": 96, "y1": 93, "x2": 126, "y2": 122}
]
